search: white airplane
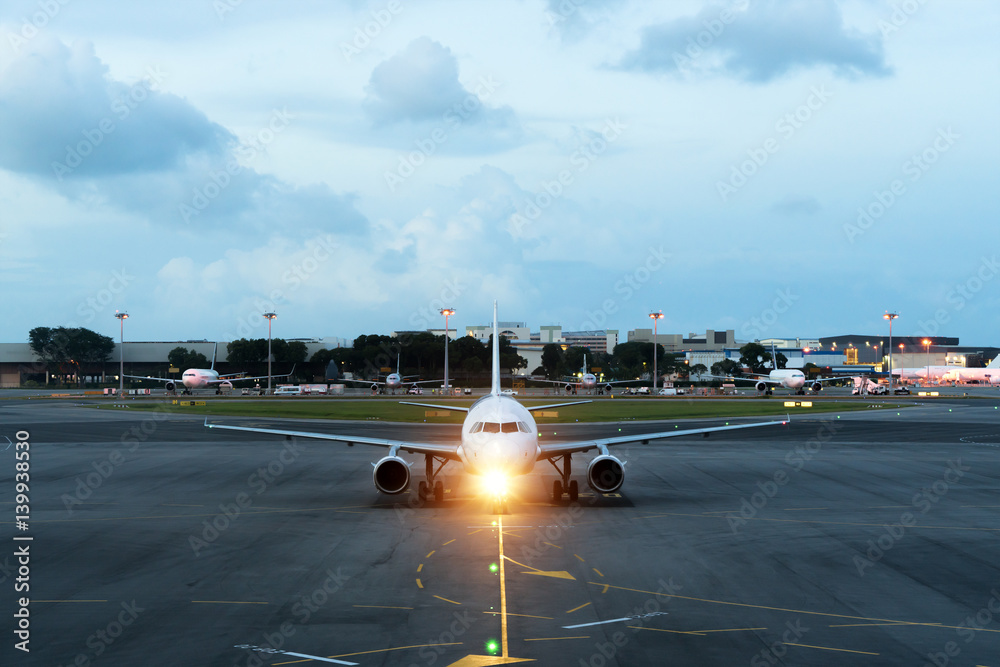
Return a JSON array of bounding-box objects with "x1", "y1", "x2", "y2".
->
[
  {"x1": 125, "y1": 343, "x2": 294, "y2": 394},
  {"x1": 530, "y1": 354, "x2": 635, "y2": 394},
  {"x1": 340, "y1": 354, "x2": 442, "y2": 395},
  {"x1": 893, "y1": 355, "x2": 1000, "y2": 384},
  {"x1": 713, "y1": 344, "x2": 849, "y2": 395},
  {"x1": 206, "y1": 303, "x2": 787, "y2": 513}
]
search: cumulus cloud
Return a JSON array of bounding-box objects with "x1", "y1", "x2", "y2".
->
[
  {"x1": 0, "y1": 35, "x2": 366, "y2": 234},
  {"x1": 619, "y1": 0, "x2": 890, "y2": 82}
]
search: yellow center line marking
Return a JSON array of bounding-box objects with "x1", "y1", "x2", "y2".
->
[
  {"x1": 427, "y1": 550, "x2": 436, "y2": 558},
  {"x1": 417, "y1": 564, "x2": 424, "y2": 572},
  {"x1": 601, "y1": 585, "x2": 609, "y2": 594},
  {"x1": 443, "y1": 538, "x2": 456, "y2": 546},
  {"x1": 191, "y1": 600, "x2": 268, "y2": 604},
  {"x1": 433, "y1": 595, "x2": 461, "y2": 605},
  {"x1": 592, "y1": 568, "x2": 604, "y2": 578},
  {"x1": 272, "y1": 642, "x2": 466, "y2": 664},
  {"x1": 468, "y1": 529, "x2": 483, "y2": 535},
  {"x1": 416, "y1": 579, "x2": 423, "y2": 589},
  {"x1": 627, "y1": 626, "x2": 706, "y2": 636},
  {"x1": 594, "y1": 582, "x2": 1000, "y2": 632},
  {"x1": 566, "y1": 602, "x2": 591, "y2": 614},
  {"x1": 786, "y1": 642, "x2": 879, "y2": 655},
  {"x1": 574, "y1": 554, "x2": 585, "y2": 562},
  {"x1": 502, "y1": 555, "x2": 544, "y2": 573},
  {"x1": 499, "y1": 514, "x2": 509, "y2": 658},
  {"x1": 483, "y1": 612, "x2": 554, "y2": 620},
  {"x1": 523, "y1": 636, "x2": 590, "y2": 642},
  {"x1": 353, "y1": 605, "x2": 414, "y2": 610},
  {"x1": 543, "y1": 542, "x2": 562, "y2": 549}
]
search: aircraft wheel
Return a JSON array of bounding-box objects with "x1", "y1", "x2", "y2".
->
[
  {"x1": 553, "y1": 480, "x2": 563, "y2": 501},
  {"x1": 568, "y1": 480, "x2": 579, "y2": 502},
  {"x1": 418, "y1": 481, "x2": 428, "y2": 500},
  {"x1": 434, "y1": 480, "x2": 444, "y2": 502}
]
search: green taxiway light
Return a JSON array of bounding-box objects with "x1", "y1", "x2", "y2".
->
[
  {"x1": 489, "y1": 562, "x2": 498, "y2": 573},
  {"x1": 486, "y1": 639, "x2": 499, "y2": 655}
]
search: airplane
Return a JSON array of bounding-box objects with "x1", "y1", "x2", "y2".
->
[
  {"x1": 712, "y1": 344, "x2": 850, "y2": 395},
  {"x1": 893, "y1": 355, "x2": 1000, "y2": 384},
  {"x1": 206, "y1": 302, "x2": 787, "y2": 513},
  {"x1": 529, "y1": 354, "x2": 635, "y2": 394},
  {"x1": 125, "y1": 343, "x2": 294, "y2": 394},
  {"x1": 339, "y1": 354, "x2": 443, "y2": 395}
]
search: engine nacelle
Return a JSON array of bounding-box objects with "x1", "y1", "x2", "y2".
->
[
  {"x1": 564, "y1": 384, "x2": 574, "y2": 393},
  {"x1": 755, "y1": 381, "x2": 768, "y2": 392},
  {"x1": 587, "y1": 455, "x2": 625, "y2": 494},
  {"x1": 811, "y1": 381, "x2": 823, "y2": 392},
  {"x1": 604, "y1": 383, "x2": 613, "y2": 393},
  {"x1": 372, "y1": 456, "x2": 410, "y2": 495},
  {"x1": 165, "y1": 381, "x2": 176, "y2": 392},
  {"x1": 370, "y1": 383, "x2": 380, "y2": 392}
]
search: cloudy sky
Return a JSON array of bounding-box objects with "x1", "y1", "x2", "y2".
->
[{"x1": 1, "y1": 0, "x2": 997, "y2": 347}]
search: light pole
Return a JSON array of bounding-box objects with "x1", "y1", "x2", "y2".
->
[
  {"x1": 440, "y1": 308, "x2": 454, "y2": 396},
  {"x1": 115, "y1": 311, "x2": 128, "y2": 397},
  {"x1": 923, "y1": 338, "x2": 931, "y2": 384},
  {"x1": 649, "y1": 311, "x2": 664, "y2": 393},
  {"x1": 884, "y1": 312, "x2": 898, "y2": 392},
  {"x1": 264, "y1": 312, "x2": 277, "y2": 394}
]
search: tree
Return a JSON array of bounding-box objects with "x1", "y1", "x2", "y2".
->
[
  {"x1": 688, "y1": 363, "x2": 708, "y2": 379},
  {"x1": 711, "y1": 359, "x2": 743, "y2": 377},
  {"x1": 28, "y1": 326, "x2": 114, "y2": 385},
  {"x1": 168, "y1": 347, "x2": 209, "y2": 370},
  {"x1": 540, "y1": 343, "x2": 563, "y2": 379},
  {"x1": 739, "y1": 343, "x2": 768, "y2": 374}
]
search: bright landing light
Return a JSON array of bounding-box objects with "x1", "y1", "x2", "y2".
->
[{"x1": 482, "y1": 470, "x2": 509, "y2": 497}]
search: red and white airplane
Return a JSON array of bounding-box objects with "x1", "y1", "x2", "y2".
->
[
  {"x1": 531, "y1": 354, "x2": 635, "y2": 394},
  {"x1": 126, "y1": 343, "x2": 293, "y2": 393},
  {"x1": 206, "y1": 303, "x2": 786, "y2": 512}
]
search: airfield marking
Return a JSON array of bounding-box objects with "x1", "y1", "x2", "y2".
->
[
  {"x1": 786, "y1": 642, "x2": 879, "y2": 655},
  {"x1": 565, "y1": 602, "x2": 591, "y2": 614},
  {"x1": 499, "y1": 514, "x2": 509, "y2": 658},
  {"x1": 270, "y1": 642, "x2": 465, "y2": 665},
  {"x1": 434, "y1": 595, "x2": 462, "y2": 605}
]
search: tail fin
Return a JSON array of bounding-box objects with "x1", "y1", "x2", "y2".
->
[
  {"x1": 491, "y1": 301, "x2": 501, "y2": 395},
  {"x1": 583, "y1": 353, "x2": 588, "y2": 375},
  {"x1": 771, "y1": 342, "x2": 778, "y2": 370},
  {"x1": 988, "y1": 355, "x2": 1000, "y2": 369},
  {"x1": 211, "y1": 342, "x2": 218, "y2": 371}
]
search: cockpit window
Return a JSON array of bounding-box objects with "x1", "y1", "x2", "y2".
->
[
  {"x1": 482, "y1": 422, "x2": 501, "y2": 433},
  {"x1": 500, "y1": 422, "x2": 519, "y2": 433},
  {"x1": 470, "y1": 422, "x2": 484, "y2": 433},
  {"x1": 517, "y1": 422, "x2": 531, "y2": 433}
]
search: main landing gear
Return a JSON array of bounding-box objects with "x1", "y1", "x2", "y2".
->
[
  {"x1": 417, "y1": 454, "x2": 447, "y2": 503},
  {"x1": 547, "y1": 455, "x2": 579, "y2": 502}
]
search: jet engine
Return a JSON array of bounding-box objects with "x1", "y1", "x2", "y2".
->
[
  {"x1": 811, "y1": 381, "x2": 823, "y2": 392},
  {"x1": 165, "y1": 381, "x2": 176, "y2": 392},
  {"x1": 372, "y1": 455, "x2": 410, "y2": 495},
  {"x1": 564, "y1": 384, "x2": 574, "y2": 393},
  {"x1": 587, "y1": 454, "x2": 625, "y2": 493},
  {"x1": 604, "y1": 383, "x2": 614, "y2": 393},
  {"x1": 755, "y1": 381, "x2": 768, "y2": 392},
  {"x1": 370, "y1": 383, "x2": 380, "y2": 392}
]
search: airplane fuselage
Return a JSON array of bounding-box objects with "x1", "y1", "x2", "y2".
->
[
  {"x1": 457, "y1": 394, "x2": 538, "y2": 477},
  {"x1": 769, "y1": 369, "x2": 806, "y2": 389},
  {"x1": 181, "y1": 368, "x2": 222, "y2": 389}
]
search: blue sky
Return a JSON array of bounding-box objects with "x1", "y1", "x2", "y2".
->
[{"x1": 0, "y1": 0, "x2": 997, "y2": 346}]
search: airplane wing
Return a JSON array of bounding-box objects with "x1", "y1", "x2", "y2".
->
[
  {"x1": 204, "y1": 420, "x2": 461, "y2": 460},
  {"x1": 538, "y1": 418, "x2": 788, "y2": 458},
  {"x1": 398, "y1": 401, "x2": 470, "y2": 413},
  {"x1": 706, "y1": 374, "x2": 776, "y2": 384},
  {"x1": 123, "y1": 374, "x2": 175, "y2": 384},
  {"x1": 524, "y1": 401, "x2": 592, "y2": 412}
]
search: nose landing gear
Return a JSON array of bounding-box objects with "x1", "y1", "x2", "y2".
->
[{"x1": 548, "y1": 455, "x2": 579, "y2": 502}]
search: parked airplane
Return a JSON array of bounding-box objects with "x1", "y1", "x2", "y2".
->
[
  {"x1": 206, "y1": 303, "x2": 787, "y2": 513},
  {"x1": 531, "y1": 354, "x2": 634, "y2": 394},
  {"x1": 339, "y1": 354, "x2": 442, "y2": 395},
  {"x1": 712, "y1": 344, "x2": 850, "y2": 395},
  {"x1": 893, "y1": 355, "x2": 1000, "y2": 384},
  {"x1": 125, "y1": 343, "x2": 294, "y2": 394}
]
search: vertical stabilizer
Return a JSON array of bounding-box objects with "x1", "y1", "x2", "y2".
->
[
  {"x1": 770, "y1": 342, "x2": 779, "y2": 370},
  {"x1": 988, "y1": 355, "x2": 1000, "y2": 369},
  {"x1": 491, "y1": 301, "x2": 501, "y2": 395},
  {"x1": 211, "y1": 342, "x2": 218, "y2": 371}
]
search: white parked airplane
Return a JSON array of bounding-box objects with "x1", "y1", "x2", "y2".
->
[
  {"x1": 893, "y1": 355, "x2": 1000, "y2": 384},
  {"x1": 713, "y1": 344, "x2": 849, "y2": 395},
  {"x1": 206, "y1": 303, "x2": 787, "y2": 512},
  {"x1": 531, "y1": 355, "x2": 634, "y2": 394},
  {"x1": 126, "y1": 343, "x2": 294, "y2": 393},
  {"x1": 340, "y1": 354, "x2": 442, "y2": 395}
]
